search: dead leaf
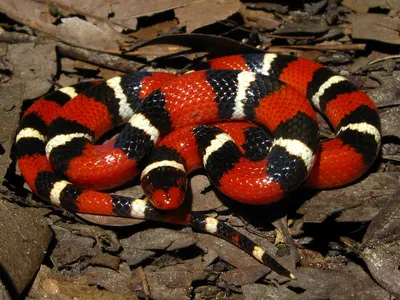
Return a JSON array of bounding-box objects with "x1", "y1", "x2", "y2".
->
[
  {"x1": 29, "y1": 265, "x2": 138, "y2": 299},
  {"x1": 85, "y1": 264, "x2": 139, "y2": 294},
  {"x1": 131, "y1": 20, "x2": 179, "y2": 42},
  {"x1": 304, "y1": 0, "x2": 328, "y2": 15},
  {"x1": 368, "y1": 71, "x2": 400, "y2": 107},
  {"x1": 287, "y1": 263, "x2": 392, "y2": 299},
  {"x1": 0, "y1": 0, "x2": 133, "y2": 52},
  {"x1": 350, "y1": 14, "x2": 400, "y2": 45},
  {"x1": 144, "y1": 256, "x2": 207, "y2": 300},
  {"x1": 190, "y1": 174, "x2": 224, "y2": 212},
  {"x1": 298, "y1": 249, "x2": 326, "y2": 269},
  {"x1": 274, "y1": 23, "x2": 330, "y2": 35},
  {"x1": 242, "y1": 283, "x2": 296, "y2": 300},
  {"x1": 3, "y1": 43, "x2": 57, "y2": 99},
  {"x1": 77, "y1": 213, "x2": 145, "y2": 226},
  {"x1": 297, "y1": 173, "x2": 399, "y2": 223},
  {"x1": 0, "y1": 202, "x2": 52, "y2": 297},
  {"x1": 361, "y1": 184, "x2": 400, "y2": 297},
  {"x1": 240, "y1": 6, "x2": 282, "y2": 30},
  {"x1": 55, "y1": 222, "x2": 121, "y2": 252},
  {"x1": 220, "y1": 265, "x2": 270, "y2": 286},
  {"x1": 342, "y1": 0, "x2": 400, "y2": 13},
  {"x1": 348, "y1": 51, "x2": 386, "y2": 73},
  {"x1": 51, "y1": 226, "x2": 97, "y2": 268},
  {"x1": 120, "y1": 227, "x2": 197, "y2": 251},
  {"x1": 244, "y1": 2, "x2": 288, "y2": 14},
  {"x1": 175, "y1": 0, "x2": 241, "y2": 33},
  {"x1": 381, "y1": 106, "x2": 400, "y2": 138}
]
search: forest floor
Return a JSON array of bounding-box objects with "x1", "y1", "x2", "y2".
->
[{"x1": 0, "y1": 0, "x2": 400, "y2": 299}]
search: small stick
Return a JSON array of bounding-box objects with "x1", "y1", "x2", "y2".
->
[
  {"x1": 0, "y1": 30, "x2": 36, "y2": 43},
  {"x1": 368, "y1": 55, "x2": 400, "y2": 65},
  {"x1": 137, "y1": 266, "x2": 150, "y2": 297},
  {"x1": 57, "y1": 44, "x2": 145, "y2": 73},
  {"x1": 0, "y1": 31, "x2": 145, "y2": 73},
  {"x1": 269, "y1": 43, "x2": 366, "y2": 52}
]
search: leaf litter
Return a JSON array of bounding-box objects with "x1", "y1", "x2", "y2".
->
[{"x1": 0, "y1": 0, "x2": 400, "y2": 299}]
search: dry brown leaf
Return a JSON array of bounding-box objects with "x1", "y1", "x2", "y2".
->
[
  {"x1": 348, "y1": 51, "x2": 387, "y2": 73},
  {"x1": 220, "y1": 266, "x2": 270, "y2": 286},
  {"x1": 131, "y1": 20, "x2": 179, "y2": 42},
  {"x1": 287, "y1": 264, "x2": 392, "y2": 299},
  {"x1": 0, "y1": 202, "x2": 52, "y2": 297},
  {"x1": 29, "y1": 265, "x2": 139, "y2": 299},
  {"x1": 368, "y1": 71, "x2": 400, "y2": 108},
  {"x1": 175, "y1": 0, "x2": 241, "y2": 32},
  {"x1": 0, "y1": 0, "x2": 243, "y2": 53},
  {"x1": 53, "y1": 0, "x2": 198, "y2": 31},
  {"x1": 121, "y1": 228, "x2": 197, "y2": 251},
  {"x1": 274, "y1": 23, "x2": 330, "y2": 35},
  {"x1": 361, "y1": 185, "x2": 400, "y2": 297},
  {"x1": 297, "y1": 172, "x2": 399, "y2": 223},
  {"x1": 381, "y1": 106, "x2": 400, "y2": 139},
  {"x1": 0, "y1": 0, "x2": 133, "y2": 52},
  {"x1": 86, "y1": 264, "x2": 143, "y2": 294},
  {"x1": 144, "y1": 256, "x2": 207, "y2": 300},
  {"x1": 350, "y1": 14, "x2": 400, "y2": 45},
  {"x1": 342, "y1": 0, "x2": 400, "y2": 13},
  {"x1": 240, "y1": 6, "x2": 282, "y2": 30}
]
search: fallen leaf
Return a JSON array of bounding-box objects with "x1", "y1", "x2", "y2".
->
[
  {"x1": 242, "y1": 283, "x2": 296, "y2": 300},
  {"x1": 298, "y1": 248, "x2": 326, "y2": 269},
  {"x1": 0, "y1": 0, "x2": 133, "y2": 52},
  {"x1": 368, "y1": 71, "x2": 400, "y2": 108},
  {"x1": 220, "y1": 265, "x2": 270, "y2": 286},
  {"x1": 175, "y1": 0, "x2": 241, "y2": 33},
  {"x1": 85, "y1": 264, "x2": 139, "y2": 294},
  {"x1": 51, "y1": 226, "x2": 97, "y2": 268},
  {"x1": 0, "y1": 202, "x2": 52, "y2": 297},
  {"x1": 144, "y1": 256, "x2": 207, "y2": 300},
  {"x1": 350, "y1": 14, "x2": 400, "y2": 45},
  {"x1": 297, "y1": 173, "x2": 399, "y2": 223},
  {"x1": 274, "y1": 23, "x2": 330, "y2": 35},
  {"x1": 29, "y1": 265, "x2": 138, "y2": 299},
  {"x1": 190, "y1": 174, "x2": 224, "y2": 212},
  {"x1": 240, "y1": 6, "x2": 282, "y2": 30},
  {"x1": 120, "y1": 227, "x2": 197, "y2": 251},
  {"x1": 361, "y1": 184, "x2": 400, "y2": 296},
  {"x1": 342, "y1": 0, "x2": 399, "y2": 13},
  {"x1": 244, "y1": 2, "x2": 288, "y2": 14},
  {"x1": 304, "y1": 0, "x2": 328, "y2": 15},
  {"x1": 287, "y1": 263, "x2": 392, "y2": 299},
  {"x1": 380, "y1": 106, "x2": 400, "y2": 139}
]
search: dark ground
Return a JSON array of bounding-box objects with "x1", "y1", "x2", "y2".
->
[{"x1": 0, "y1": 0, "x2": 400, "y2": 299}]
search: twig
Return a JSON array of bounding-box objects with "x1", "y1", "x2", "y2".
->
[
  {"x1": 269, "y1": 43, "x2": 366, "y2": 52},
  {"x1": 137, "y1": 266, "x2": 150, "y2": 297},
  {"x1": 376, "y1": 101, "x2": 400, "y2": 109},
  {"x1": 0, "y1": 31, "x2": 145, "y2": 73},
  {"x1": 58, "y1": 44, "x2": 145, "y2": 73},
  {"x1": 0, "y1": 30, "x2": 36, "y2": 43},
  {"x1": 368, "y1": 55, "x2": 400, "y2": 65},
  {"x1": 266, "y1": 33, "x2": 316, "y2": 40}
]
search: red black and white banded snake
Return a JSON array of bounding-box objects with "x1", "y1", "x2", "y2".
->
[{"x1": 15, "y1": 53, "x2": 382, "y2": 278}]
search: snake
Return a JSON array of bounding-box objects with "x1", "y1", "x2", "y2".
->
[{"x1": 15, "y1": 53, "x2": 381, "y2": 278}]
